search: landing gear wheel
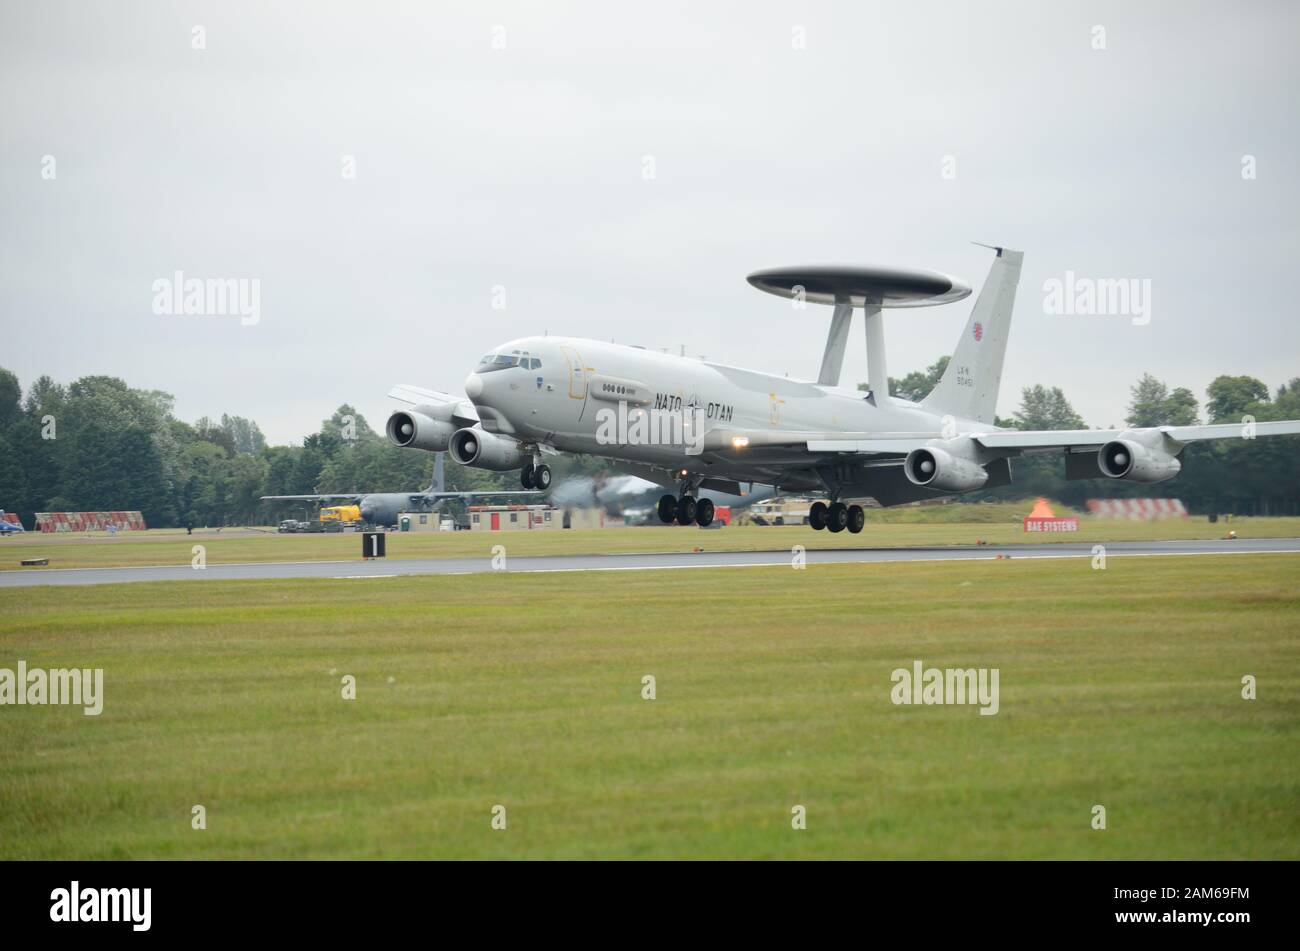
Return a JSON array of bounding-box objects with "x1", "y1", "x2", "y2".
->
[
  {"x1": 520, "y1": 463, "x2": 535, "y2": 489},
  {"x1": 533, "y1": 465, "x2": 552, "y2": 490},
  {"x1": 826, "y1": 502, "x2": 849, "y2": 533},
  {"x1": 694, "y1": 497, "x2": 715, "y2": 527},
  {"x1": 675, "y1": 496, "x2": 697, "y2": 526},
  {"x1": 657, "y1": 494, "x2": 677, "y2": 524},
  {"x1": 847, "y1": 504, "x2": 865, "y2": 534},
  {"x1": 809, "y1": 501, "x2": 828, "y2": 531}
]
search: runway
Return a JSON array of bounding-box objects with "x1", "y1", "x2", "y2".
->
[{"x1": 2, "y1": 537, "x2": 1298, "y2": 588}]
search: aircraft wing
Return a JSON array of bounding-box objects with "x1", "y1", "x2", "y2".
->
[
  {"x1": 971, "y1": 420, "x2": 1300, "y2": 452},
  {"x1": 709, "y1": 430, "x2": 941, "y2": 454},
  {"x1": 260, "y1": 494, "x2": 362, "y2": 503},
  {"x1": 388, "y1": 384, "x2": 479, "y2": 427},
  {"x1": 790, "y1": 420, "x2": 1300, "y2": 456},
  {"x1": 409, "y1": 491, "x2": 544, "y2": 502},
  {"x1": 725, "y1": 420, "x2": 1300, "y2": 457}
]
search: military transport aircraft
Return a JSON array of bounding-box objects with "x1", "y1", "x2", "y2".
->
[
  {"x1": 385, "y1": 246, "x2": 1300, "y2": 532},
  {"x1": 260, "y1": 452, "x2": 538, "y2": 527}
]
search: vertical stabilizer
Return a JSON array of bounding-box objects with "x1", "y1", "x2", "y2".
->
[
  {"x1": 427, "y1": 452, "x2": 446, "y2": 493},
  {"x1": 921, "y1": 247, "x2": 1023, "y2": 423}
]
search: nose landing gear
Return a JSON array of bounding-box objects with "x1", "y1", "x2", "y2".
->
[{"x1": 521, "y1": 462, "x2": 552, "y2": 490}]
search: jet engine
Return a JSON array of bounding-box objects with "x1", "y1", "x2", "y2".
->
[
  {"x1": 449, "y1": 428, "x2": 526, "y2": 471},
  {"x1": 1098, "y1": 439, "x2": 1181, "y2": 483},
  {"x1": 386, "y1": 410, "x2": 455, "y2": 452},
  {"x1": 904, "y1": 446, "x2": 990, "y2": 492}
]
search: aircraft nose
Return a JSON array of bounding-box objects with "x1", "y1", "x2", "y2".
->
[{"x1": 464, "y1": 372, "x2": 483, "y2": 399}]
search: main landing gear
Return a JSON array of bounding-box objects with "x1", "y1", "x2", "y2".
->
[
  {"x1": 520, "y1": 462, "x2": 551, "y2": 490},
  {"x1": 657, "y1": 493, "x2": 715, "y2": 527},
  {"x1": 808, "y1": 500, "x2": 865, "y2": 534}
]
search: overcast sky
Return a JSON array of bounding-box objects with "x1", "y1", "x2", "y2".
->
[{"x1": 3, "y1": 0, "x2": 1297, "y2": 443}]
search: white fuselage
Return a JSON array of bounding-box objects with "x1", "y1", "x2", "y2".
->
[{"x1": 465, "y1": 336, "x2": 982, "y2": 491}]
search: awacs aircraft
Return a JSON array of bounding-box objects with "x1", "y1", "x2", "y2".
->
[
  {"x1": 260, "y1": 452, "x2": 538, "y2": 527},
  {"x1": 386, "y1": 246, "x2": 1300, "y2": 532}
]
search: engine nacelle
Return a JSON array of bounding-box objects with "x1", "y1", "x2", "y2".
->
[
  {"x1": 449, "y1": 428, "x2": 526, "y2": 471},
  {"x1": 904, "y1": 446, "x2": 990, "y2": 492},
  {"x1": 1098, "y1": 439, "x2": 1181, "y2": 484},
  {"x1": 386, "y1": 410, "x2": 455, "y2": 452}
]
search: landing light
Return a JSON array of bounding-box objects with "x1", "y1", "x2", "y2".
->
[{"x1": 731, "y1": 435, "x2": 750, "y2": 449}]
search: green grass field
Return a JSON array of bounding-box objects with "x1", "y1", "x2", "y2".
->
[
  {"x1": 1, "y1": 553, "x2": 1297, "y2": 858},
  {"x1": 3, "y1": 509, "x2": 1295, "y2": 572}
]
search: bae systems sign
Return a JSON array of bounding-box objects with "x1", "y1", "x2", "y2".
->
[{"x1": 1022, "y1": 498, "x2": 1079, "y2": 532}]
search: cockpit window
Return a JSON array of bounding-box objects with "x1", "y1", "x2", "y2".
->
[
  {"x1": 476, "y1": 351, "x2": 542, "y2": 372},
  {"x1": 476, "y1": 353, "x2": 521, "y2": 372}
]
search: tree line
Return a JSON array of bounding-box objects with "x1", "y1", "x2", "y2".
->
[
  {"x1": 1, "y1": 362, "x2": 1297, "y2": 529},
  {"x1": 0, "y1": 369, "x2": 517, "y2": 529}
]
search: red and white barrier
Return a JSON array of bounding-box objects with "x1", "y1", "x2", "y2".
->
[
  {"x1": 1086, "y1": 498, "x2": 1188, "y2": 520},
  {"x1": 35, "y1": 511, "x2": 148, "y2": 533}
]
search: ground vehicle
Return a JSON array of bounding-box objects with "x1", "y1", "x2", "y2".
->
[
  {"x1": 277, "y1": 519, "x2": 342, "y2": 534},
  {"x1": 304, "y1": 520, "x2": 343, "y2": 534},
  {"x1": 747, "y1": 498, "x2": 815, "y2": 526},
  {"x1": 319, "y1": 504, "x2": 362, "y2": 525}
]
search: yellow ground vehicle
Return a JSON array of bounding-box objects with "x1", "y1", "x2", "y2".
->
[{"x1": 319, "y1": 504, "x2": 362, "y2": 525}]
